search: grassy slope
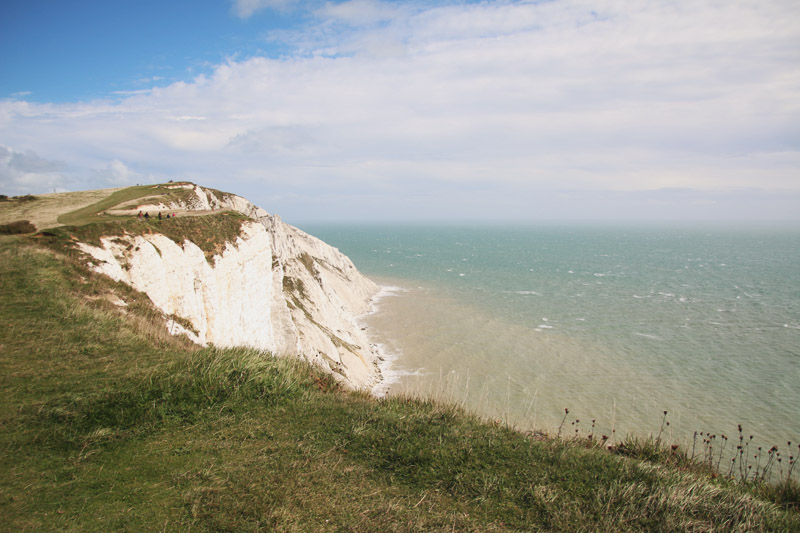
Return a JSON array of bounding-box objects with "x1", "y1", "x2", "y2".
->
[
  {"x1": 0, "y1": 189, "x2": 123, "y2": 230},
  {"x1": 1, "y1": 226, "x2": 799, "y2": 531},
  {"x1": 55, "y1": 185, "x2": 156, "y2": 225},
  {"x1": 56, "y1": 184, "x2": 200, "y2": 226},
  {"x1": 0, "y1": 183, "x2": 195, "y2": 230},
  {"x1": 45, "y1": 210, "x2": 250, "y2": 261}
]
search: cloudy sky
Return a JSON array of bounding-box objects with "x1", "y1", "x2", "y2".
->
[{"x1": 1, "y1": 0, "x2": 798, "y2": 222}]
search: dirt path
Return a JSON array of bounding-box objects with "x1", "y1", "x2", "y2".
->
[
  {"x1": 1, "y1": 187, "x2": 234, "y2": 231},
  {"x1": 110, "y1": 208, "x2": 232, "y2": 218}
]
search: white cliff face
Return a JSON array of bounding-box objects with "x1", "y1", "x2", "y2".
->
[{"x1": 77, "y1": 187, "x2": 380, "y2": 389}]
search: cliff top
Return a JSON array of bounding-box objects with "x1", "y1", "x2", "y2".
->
[{"x1": 0, "y1": 181, "x2": 233, "y2": 231}]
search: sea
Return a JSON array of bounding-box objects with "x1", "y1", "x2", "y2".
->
[{"x1": 299, "y1": 222, "x2": 800, "y2": 458}]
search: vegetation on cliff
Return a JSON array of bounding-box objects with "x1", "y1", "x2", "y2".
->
[
  {"x1": 1, "y1": 236, "x2": 798, "y2": 531},
  {"x1": 1, "y1": 185, "x2": 798, "y2": 530},
  {"x1": 41, "y1": 210, "x2": 250, "y2": 262}
]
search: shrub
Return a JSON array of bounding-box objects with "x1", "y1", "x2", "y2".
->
[
  {"x1": 0, "y1": 220, "x2": 37, "y2": 234},
  {"x1": 14, "y1": 194, "x2": 38, "y2": 202}
]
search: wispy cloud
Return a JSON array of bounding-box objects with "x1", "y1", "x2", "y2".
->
[
  {"x1": 1, "y1": 0, "x2": 798, "y2": 219},
  {"x1": 232, "y1": 0, "x2": 297, "y2": 19},
  {"x1": 112, "y1": 89, "x2": 155, "y2": 96}
]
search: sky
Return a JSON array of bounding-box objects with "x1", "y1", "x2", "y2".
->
[{"x1": 1, "y1": 0, "x2": 799, "y2": 223}]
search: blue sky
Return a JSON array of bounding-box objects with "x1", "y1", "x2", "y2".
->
[
  {"x1": 1, "y1": 0, "x2": 799, "y2": 222},
  {"x1": 0, "y1": 0, "x2": 301, "y2": 101}
]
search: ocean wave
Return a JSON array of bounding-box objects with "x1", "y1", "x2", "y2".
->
[
  {"x1": 369, "y1": 341, "x2": 405, "y2": 397},
  {"x1": 371, "y1": 352, "x2": 431, "y2": 398},
  {"x1": 633, "y1": 332, "x2": 663, "y2": 340},
  {"x1": 504, "y1": 290, "x2": 541, "y2": 296},
  {"x1": 363, "y1": 285, "x2": 407, "y2": 317}
]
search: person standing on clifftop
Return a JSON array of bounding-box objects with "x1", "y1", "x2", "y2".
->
[{"x1": 158, "y1": 212, "x2": 162, "y2": 220}]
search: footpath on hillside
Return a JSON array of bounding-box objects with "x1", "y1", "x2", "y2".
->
[{"x1": 0, "y1": 183, "x2": 232, "y2": 232}]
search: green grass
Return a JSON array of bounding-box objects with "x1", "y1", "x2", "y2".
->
[
  {"x1": 56, "y1": 184, "x2": 202, "y2": 226},
  {"x1": 42, "y1": 211, "x2": 250, "y2": 261},
  {"x1": 1, "y1": 234, "x2": 799, "y2": 531},
  {"x1": 55, "y1": 186, "x2": 155, "y2": 226}
]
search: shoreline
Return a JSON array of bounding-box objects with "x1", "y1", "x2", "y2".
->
[
  {"x1": 352, "y1": 273, "x2": 800, "y2": 468},
  {"x1": 360, "y1": 283, "x2": 408, "y2": 397},
  {"x1": 323, "y1": 224, "x2": 800, "y2": 466}
]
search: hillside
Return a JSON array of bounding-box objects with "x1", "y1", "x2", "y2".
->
[
  {"x1": 1, "y1": 185, "x2": 798, "y2": 531},
  {"x1": 2, "y1": 183, "x2": 382, "y2": 389}
]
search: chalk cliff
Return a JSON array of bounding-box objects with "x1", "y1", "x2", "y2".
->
[{"x1": 76, "y1": 185, "x2": 380, "y2": 389}]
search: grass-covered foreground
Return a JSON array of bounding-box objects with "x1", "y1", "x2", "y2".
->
[{"x1": 2, "y1": 231, "x2": 799, "y2": 531}]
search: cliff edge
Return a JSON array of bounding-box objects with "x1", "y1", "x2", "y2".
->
[{"x1": 72, "y1": 183, "x2": 381, "y2": 389}]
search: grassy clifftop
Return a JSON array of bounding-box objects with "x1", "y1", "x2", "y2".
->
[
  {"x1": 1, "y1": 203, "x2": 799, "y2": 530},
  {"x1": 0, "y1": 182, "x2": 233, "y2": 232}
]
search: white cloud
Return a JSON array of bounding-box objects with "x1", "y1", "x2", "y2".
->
[
  {"x1": 0, "y1": 145, "x2": 150, "y2": 195},
  {"x1": 112, "y1": 89, "x2": 154, "y2": 96},
  {"x1": 1, "y1": 0, "x2": 798, "y2": 220},
  {"x1": 0, "y1": 145, "x2": 68, "y2": 195},
  {"x1": 5, "y1": 146, "x2": 66, "y2": 174},
  {"x1": 319, "y1": 0, "x2": 404, "y2": 26},
  {"x1": 92, "y1": 159, "x2": 141, "y2": 186},
  {"x1": 232, "y1": 0, "x2": 296, "y2": 18}
]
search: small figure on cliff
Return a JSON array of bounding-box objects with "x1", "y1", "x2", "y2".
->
[
  {"x1": 158, "y1": 212, "x2": 162, "y2": 220},
  {"x1": 166, "y1": 214, "x2": 170, "y2": 219},
  {"x1": 137, "y1": 211, "x2": 142, "y2": 220},
  {"x1": 144, "y1": 212, "x2": 150, "y2": 219}
]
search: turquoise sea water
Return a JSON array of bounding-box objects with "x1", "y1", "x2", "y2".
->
[{"x1": 300, "y1": 222, "x2": 800, "y2": 455}]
